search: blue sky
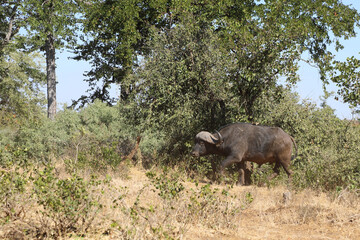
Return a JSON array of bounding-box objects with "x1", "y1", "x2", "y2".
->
[{"x1": 56, "y1": 0, "x2": 360, "y2": 119}]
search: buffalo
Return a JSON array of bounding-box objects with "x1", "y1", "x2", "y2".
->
[{"x1": 191, "y1": 123, "x2": 298, "y2": 185}]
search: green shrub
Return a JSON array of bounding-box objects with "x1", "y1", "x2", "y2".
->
[
  {"x1": 10, "y1": 101, "x2": 141, "y2": 166},
  {"x1": 146, "y1": 169, "x2": 185, "y2": 201},
  {"x1": 0, "y1": 166, "x2": 28, "y2": 225},
  {"x1": 32, "y1": 166, "x2": 108, "y2": 238},
  {"x1": 74, "y1": 141, "x2": 126, "y2": 173},
  {"x1": 255, "y1": 90, "x2": 360, "y2": 191}
]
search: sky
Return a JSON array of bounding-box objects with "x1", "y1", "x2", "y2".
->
[{"x1": 55, "y1": 0, "x2": 360, "y2": 119}]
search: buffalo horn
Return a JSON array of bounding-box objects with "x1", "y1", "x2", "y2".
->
[
  {"x1": 197, "y1": 131, "x2": 223, "y2": 145},
  {"x1": 214, "y1": 130, "x2": 224, "y2": 146}
]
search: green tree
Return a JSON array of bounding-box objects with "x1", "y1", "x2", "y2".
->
[
  {"x1": 126, "y1": 17, "x2": 235, "y2": 136},
  {"x1": 72, "y1": 0, "x2": 169, "y2": 107},
  {"x1": 212, "y1": 0, "x2": 360, "y2": 118},
  {"x1": 74, "y1": 0, "x2": 360, "y2": 118},
  {"x1": 0, "y1": 1, "x2": 19, "y2": 49},
  {"x1": 1, "y1": 0, "x2": 23, "y2": 77},
  {"x1": 20, "y1": 0, "x2": 82, "y2": 119},
  {"x1": 0, "y1": 47, "x2": 46, "y2": 124},
  {"x1": 331, "y1": 56, "x2": 360, "y2": 112},
  {"x1": 1, "y1": 1, "x2": 46, "y2": 123}
]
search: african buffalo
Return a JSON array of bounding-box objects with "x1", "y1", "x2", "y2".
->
[{"x1": 191, "y1": 123, "x2": 297, "y2": 185}]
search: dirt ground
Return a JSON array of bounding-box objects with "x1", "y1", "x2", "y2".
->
[
  {"x1": 182, "y1": 193, "x2": 360, "y2": 240},
  {"x1": 186, "y1": 219, "x2": 360, "y2": 240}
]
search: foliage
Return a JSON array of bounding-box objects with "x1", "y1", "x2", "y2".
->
[
  {"x1": 0, "y1": 1, "x2": 23, "y2": 52},
  {"x1": 72, "y1": 0, "x2": 169, "y2": 106},
  {"x1": 20, "y1": 0, "x2": 81, "y2": 48},
  {"x1": 73, "y1": 142, "x2": 128, "y2": 174},
  {"x1": 73, "y1": 0, "x2": 360, "y2": 113},
  {"x1": 0, "y1": 166, "x2": 28, "y2": 225},
  {"x1": 109, "y1": 168, "x2": 242, "y2": 239},
  {"x1": 1, "y1": 100, "x2": 153, "y2": 173},
  {"x1": 2, "y1": 0, "x2": 360, "y2": 192},
  {"x1": 185, "y1": 182, "x2": 242, "y2": 230},
  {"x1": 124, "y1": 17, "x2": 235, "y2": 157},
  {"x1": 70, "y1": 0, "x2": 360, "y2": 166},
  {"x1": 254, "y1": 90, "x2": 360, "y2": 191},
  {"x1": 0, "y1": 0, "x2": 84, "y2": 119},
  {"x1": 16, "y1": 0, "x2": 82, "y2": 118},
  {"x1": 32, "y1": 166, "x2": 107, "y2": 239},
  {"x1": 0, "y1": 48, "x2": 46, "y2": 125},
  {"x1": 146, "y1": 169, "x2": 185, "y2": 201},
  {"x1": 331, "y1": 56, "x2": 360, "y2": 111},
  {"x1": 0, "y1": 145, "x2": 110, "y2": 239},
  {"x1": 2, "y1": 84, "x2": 359, "y2": 192}
]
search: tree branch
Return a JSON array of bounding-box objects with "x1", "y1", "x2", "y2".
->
[
  {"x1": 1, "y1": 4, "x2": 20, "y2": 47},
  {"x1": 74, "y1": 0, "x2": 92, "y2": 6}
]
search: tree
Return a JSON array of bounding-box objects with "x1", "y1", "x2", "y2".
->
[
  {"x1": 130, "y1": 17, "x2": 234, "y2": 127},
  {"x1": 72, "y1": 0, "x2": 169, "y2": 107},
  {"x1": 0, "y1": 46, "x2": 46, "y2": 124},
  {"x1": 1, "y1": 0, "x2": 23, "y2": 77},
  {"x1": 0, "y1": 0, "x2": 22, "y2": 48},
  {"x1": 121, "y1": 17, "x2": 239, "y2": 157},
  {"x1": 1, "y1": 1, "x2": 46, "y2": 124},
  {"x1": 211, "y1": 0, "x2": 360, "y2": 118},
  {"x1": 75, "y1": 0, "x2": 360, "y2": 118},
  {"x1": 20, "y1": 0, "x2": 82, "y2": 119},
  {"x1": 331, "y1": 56, "x2": 360, "y2": 112}
]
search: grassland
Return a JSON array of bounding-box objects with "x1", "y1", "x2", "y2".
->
[{"x1": 2, "y1": 165, "x2": 359, "y2": 240}]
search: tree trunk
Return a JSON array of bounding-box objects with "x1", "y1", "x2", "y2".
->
[{"x1": 45, "y1": 33, "x2": 56, "y2": 119}]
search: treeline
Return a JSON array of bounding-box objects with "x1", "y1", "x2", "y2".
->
[{"x1": 1, "y1": 0, "x2": 360, "y2": 118}]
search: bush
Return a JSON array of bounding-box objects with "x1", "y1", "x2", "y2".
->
[
  {"x1": 8, "y1": 101, "x2": 142, "y2": 166},
  {"x1": 0, "y1": 166, "x2": 28, "y2": 225},
  {"x1": 146, "y1": 169, "x2": 185, "y2": 201},
  {"x1": 32, "y1": 166, "x2": 108, "y2": 239},
  {"x1": 110, "y1": 168, "x2": 242, "y2": 239},
  {"x1": 254, "y1": 90, "x2": 360, "y2": 191}
]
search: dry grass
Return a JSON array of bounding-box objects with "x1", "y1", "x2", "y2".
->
[
  {"x1": 1, "y1": 166, "x2": 360, "y2": 239},
  {"x1": 89, "y1": 167, "x2": 360, "y2": 240}
]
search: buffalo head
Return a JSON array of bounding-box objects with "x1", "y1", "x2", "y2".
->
[{"x1": 191, "y1": 131, "x2": 223, "y2": 157}]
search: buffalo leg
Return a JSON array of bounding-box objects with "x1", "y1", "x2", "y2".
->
[
  {"x1": 280, "y1": 161, "x2": 292, "y2": 178},
  {"x1": 238, "y1": 167, "x2": 245, "y2": 185},
  {"x1": 244, "y1": 161, "x2": 252, "y2": 185},
  {"x1": 268, "y1": 162, "x2": 280, "y2": 180},
  {"x1": 220, "y1": 155, "x2": 242, "y2": 174},
  {"x1": 278, "y1": 149, "x2": 293, "y2": 181},
  {"x1": 236, "y1": 161, "x2": 252, "y2": 186}
]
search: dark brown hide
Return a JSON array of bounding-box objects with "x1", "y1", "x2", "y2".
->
[{"x1": 191, "y1": 123, "x2": 297, "y2": 185}]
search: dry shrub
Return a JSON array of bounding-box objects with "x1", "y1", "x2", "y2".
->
[{"x1": 0, "y1": 165, "x2": 110, "y2": 240}]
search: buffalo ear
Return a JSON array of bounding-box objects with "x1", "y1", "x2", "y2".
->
[{"x1": 196, "y1": 131, "x2": 220, "y2": 145}]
